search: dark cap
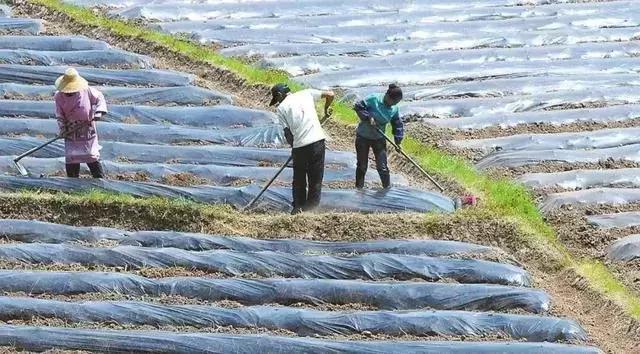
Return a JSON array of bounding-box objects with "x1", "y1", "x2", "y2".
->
[{"x1": 269, "y1": 83, "x2": 291, "y2": 106}]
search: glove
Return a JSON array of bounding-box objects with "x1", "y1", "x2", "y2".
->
[
  {"x1": 93, "y1": 112, "x2": 104, "y2": 121},
  {"x1": 369, "y1": 117, "x2": 377, "y2": 127},
  {"x1": 284, "y1": 127, "x2": 294, "y2": 147}
]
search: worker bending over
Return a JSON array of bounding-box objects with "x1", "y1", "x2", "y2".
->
[
  {"x1": 353, "y1": 84, "x2": 404, "y2": 189},
  {"x1": 270, "y1": 83, "x2": 335, "y2": 215},
  {"x1": 54, "y1": 68, "x2": 108, "y2": 178}
]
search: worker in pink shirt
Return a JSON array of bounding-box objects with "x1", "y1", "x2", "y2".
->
[{"x1": 54, "y1": 68, "x2": 108, "y2": 178}]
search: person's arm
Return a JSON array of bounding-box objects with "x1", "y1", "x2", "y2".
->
[
  {"x1": 54, "y1": 93, "x2": 67, "y2": 135},
  {"x1": 276, "y1": 109, "x2": 294, "y2": 147},
  {"x1": 88, "y1": 87, "x2": 107, "y2": 120},
  {"x1": 390, "y1": 112, "x2": 404, "y2": 146},
  {"x1": 321, "y1": 90, "x2": 334, "y2": 117},
  {"x1": 353, "y1": 99, "x2": 371, "y2": 122}
]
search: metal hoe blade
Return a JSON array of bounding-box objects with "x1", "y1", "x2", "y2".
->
[{"x1": 12, "y1": 159, "x2": 30, "y2": 177}]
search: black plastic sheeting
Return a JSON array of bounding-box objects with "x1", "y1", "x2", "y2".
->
[
  {"x1": 0, "y1": 325, "x2": 602, "y2": 354},
  {"x1": 0, "y1": 35, "x2": 110, "y2": 51},
  {"x1": 0, "y1": 296, "x2": 586, "y2": 342},
  {"x1": 0, "y1": 83, "x2": 233, "y2": 105},
  {"x1": 0, "y1": 100, "x2": 276, "y2": 128},
  {"x1": 587, "y1": 212, "x2": 640, "y2": 230},
  {"x1": 0, "y1": 176, "x2": 454, "y2": 214},
  {"x1": 0, "y1": 137, "x2": 354, "y2": 167},
  {"x1": 0, "y1": 243, "x2": 527, "y2": 285},
  {"x1": 607, "y1": 234, "x2": 640, "y2": 262},
  {"x1": 0, "y1": 18, "x2": 42, "y2": 34},
  {"x1": 0, "y1": 219, "x2": 488, "y2": 255},
  {"x1": 0, "y1": 65, "x2": 193, "y2": 86},
  {"x1": 0, "y1": 49, "x2": 153, "y2": 68},
  {"x1": 0, "y1": 121, "x2": 285, "y2": 147},
  {"x1": 0, "y1": 271, "x2": 551, "y2": 312},
  {"x1": 0, "y1": 156, "x2": 399, "y2": 186}
]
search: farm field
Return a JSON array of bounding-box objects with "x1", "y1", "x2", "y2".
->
[{"x1": 0, "y1": 0, "x2": 637, "y2": 352}]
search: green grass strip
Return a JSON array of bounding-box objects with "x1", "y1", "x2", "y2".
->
[{"x1": 26, "y1": 0, "x2": 640, "y2": 319}]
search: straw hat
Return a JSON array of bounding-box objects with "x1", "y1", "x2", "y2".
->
[{"x1": 55, "y1": 68, "x2": 88, "y2": 93}]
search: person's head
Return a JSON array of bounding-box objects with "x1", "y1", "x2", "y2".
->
[
  {"x1": 383, "y1": 84, "x2": 403, "y2": 107},
  {"x1": 55, "y1": 67, "x2": 88, "y2": 96},
  {"x1": 269, "y1": 83, "x2": 291, "y2": 107}
]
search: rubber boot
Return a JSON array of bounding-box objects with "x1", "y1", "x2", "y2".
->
[
  {"x1": 355, "y1": 169, "x2": 366, "y2": 189},
  {"x1": 379, "y1": 171, "x2": 391, "y2": 189}
]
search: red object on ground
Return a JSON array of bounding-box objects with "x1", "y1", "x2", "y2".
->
[{"x1": 461, "y1": 195, "x2": 478, "y2": 206}]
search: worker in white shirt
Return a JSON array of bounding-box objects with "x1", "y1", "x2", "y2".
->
[{"x1": 270, "y1": 83, "x2": 335, "y2": 215}]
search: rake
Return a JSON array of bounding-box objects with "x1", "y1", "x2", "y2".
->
[{"x1": 13, "y1": 120, "x2": 94, "y2": 177}]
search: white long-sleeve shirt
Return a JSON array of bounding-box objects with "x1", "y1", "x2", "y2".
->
[{"x1": 276, "y1": 89, "x2": 327, "y2": 148}]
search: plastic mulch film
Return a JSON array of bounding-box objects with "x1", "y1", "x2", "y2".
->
[
  {"x1": 0, "y1": 296, "x2": 587, "y2": 342},
  {"x1": 0, "y1": 243, "x2": 527, "y2": 284},
  {"x1": 0, "y1": 83, "x2": 233, "y2": 105},
  {"x1": 0, "y1": 325, "x2": 603, "y2": 353},
  {"x1": 0, "y1": 36, "x2": 110, "y2": 51},
  {"x1": 399, "y1": 87, "x2": 640, "y2": 119},
  {"x1": 0, "y1": 5, "x2": 10, "y2": 17},
  {"x1": 262, "y1": 41, "x2": 640, "y2": 76},
  {"x1": 475, "y1": 145, "x2": 640, "y2": 169},
  {"x1": 0, "y1": 18, "x2": 42, "y2": 34},
  {"x1": 343, "y1": 74, "x2": 640, "y2": 103},
  {"x1": 0, "y1": 156, "x2": 405, "y2": 186},
  {"x1": 0, "y1": 177, "x2": 455, "y2": 214},
  {"x1": 587, "y1": 212, "x2": 640, "y2": 230},
  {"x1": 157, "y1": 5, "x2": 640, "y2": 45},
  {"x1": 451, "y1": 127, "x2": 640, "y2": 155},
  {"x1": 0, "y1": 138, "x2": 355, "y2": 167},
  {"x1": 519, "y1": 169, "x2": 640, "y2": 190},
  {"x1": 541, "y1": 188, "x2": 640, "y2": 213},
  {"x1": 0, "y1": 270, "x2": 551, "y2": 312},
  {"x1": 0, "y1": 49, "x2": 153, "y2": 69},
  {"x1": 0, "y1": 101, "x2": 277, "y2": 128},
  {"x1": 0, "y1": 65, "x2": 194, "y2": 86},
  {"x1": 420, "y1": 104, "x2": 640, "y2": 131},
  {"x1": 222, "y1": 25, "x2": 640, "y2": 58},
  {"x1": 297, "y1": 58, "x2": 640, "y2": 89},
  {"x1": 0, "y1": 219, "x2": 487, "y2": 255},
  {"x1": 607, "y1": 234, "x2": 640, "y2": 262},
  {"x1": 0, "y1": 119, "x2": 284, "y2": 147}
]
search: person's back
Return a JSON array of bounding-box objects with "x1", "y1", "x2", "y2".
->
[{"x1": 276, "y1": 89, "x2": 327, "y2": 149}]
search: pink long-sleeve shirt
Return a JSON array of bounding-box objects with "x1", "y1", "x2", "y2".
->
[{"x1": 54, "y1": 87, "x2": 107, "y2": 164}]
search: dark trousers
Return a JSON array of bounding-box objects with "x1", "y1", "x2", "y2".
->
[
  {"x1": 292, "y1": 139, "x2": 325, "y2": 211},
  {"x1": 355, "y1": 136, "x2": 390, "y2": 188},
  {"x1": 66, "y1": 161, "x2": 104, "y2": 178}
]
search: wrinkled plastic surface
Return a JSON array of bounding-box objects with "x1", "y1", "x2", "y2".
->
[
  {"x1": 0, "y1": 35, "x2": 109, "y2": 51},
  {"x1": 0, "y1": 5, "x2": 10, "y2": 18},
  {"x1": 0, "y1": 325, "x2": 602, "y2": 354},
  {"x1": 344, "y1": 74, "x2": 640, "y2": 104},
  {"x1": 0, "y1": 219, "x2": 482, "y2": 254},
  {"x1": 0, "y1": 101, "x2": 276, "y2": 128},
  {"x1": 0, "y1": 65, "x2": 193, "y2": 86},
  {"x1": 607, "y1": 234, "x2": 640, "y2": 262},
  {"x1": 452, "y1": 127, "x2": 640, "y2": 155},
  {"x1": 0, "y1": 83, "x2": 233, "y2": 105},
  {"x1": 0, "y1": 137, "x2": 354, "y2": 167},
  {"x1": 0, "y1": 243, "x2": 524, "y2": 284},
  {"x1": 0, "y1": 296, "x2": 585, "y2": 342},
  {"x1": 587, "y1": 212, "x2": 640, "y2": 230},
  {"x1": 0, "y1": 49, "x2": 153, "y2": 68},
  {"x1": 0, "y1": 157, "x2": 404, "y2": 186},
  {"x1": 541, "y1": 188, "x2": 640, "y2": 212},
  {"x1": 0, "y1": 18, "x2": 42, "y2": 34},
  {"x1": 298, "y1": 58, "x2": 640, "y2": 89},
  {"x1": 0, "y1": 119, "x2": 284, "y2": 147},
  {"x1": 264, "y1": 42, "x2": 640, "y2": 76},
  {"x1": 520, "y1": 169, "x2": 640, "y2": 190},
  {"x1": 0, "y1": 176, "x2": 455, "y2": 214},
  {"x1": 423, "y1": 104, "x2": 640, "y2": 130},
  {"x1": 400, "y1": 87, "x2": 640, "y2": 119},
  {"x1": 0, "y1": 270, "x2": 550, "y2": 312},
  {"x1": 476, "y1": 144, "x2": 640, "y2": 169}
]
